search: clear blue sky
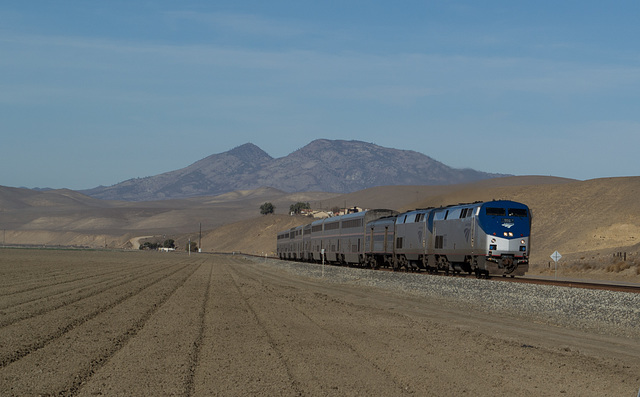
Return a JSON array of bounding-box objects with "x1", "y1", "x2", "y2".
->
[{"x1": 2, "y1": 1, "x2": 639, "y2": 190}]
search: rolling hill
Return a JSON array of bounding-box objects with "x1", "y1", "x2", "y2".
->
[{"x1": 198, "y1": 176, "x2": 640, "y2": 280}]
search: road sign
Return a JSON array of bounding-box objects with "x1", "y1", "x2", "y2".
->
[{"x1": 551, "y1": 251, "x2": 562, "y2": 280}]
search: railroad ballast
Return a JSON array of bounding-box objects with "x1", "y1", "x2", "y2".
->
[{"x1": 277, "y1": 200, "x2": 531, "y2": 278}]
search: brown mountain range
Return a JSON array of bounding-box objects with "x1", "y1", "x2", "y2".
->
[{"x1": 80, "y1": 139, "x2": 506, "y2": 201}]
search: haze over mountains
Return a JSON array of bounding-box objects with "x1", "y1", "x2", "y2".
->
[{"x1": 81, "y1": 139, "x2": 506, "y2": 201}]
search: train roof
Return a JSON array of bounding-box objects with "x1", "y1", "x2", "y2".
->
[
  {"x1": 433, "y1": 200, "x2": 528, "y2": 209},
  {"x1": 396, "y1": 200, "x2": 529, "y2": 217}
]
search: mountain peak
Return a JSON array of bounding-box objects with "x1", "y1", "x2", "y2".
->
[
  {"x1": 82, "y1": 140, "x2": 508, "y2": 201},
  {"x1": 227, "y1": 143, "x2": 273, "y2": 161}
]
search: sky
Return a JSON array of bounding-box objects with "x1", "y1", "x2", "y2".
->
[{"x1": 2, "y1": 1, "x2": 640, "y2": 190}]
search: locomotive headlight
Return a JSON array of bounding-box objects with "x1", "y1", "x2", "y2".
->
[
  {"x1": 521, "y1": 239, "x2": 526, "y2": 244},
  {"x1": 509, "y1": 232, "x2": 513, "y2": 237},
  {"x1": 491, "y1": 238, "x2": 496, "y2": 243}
]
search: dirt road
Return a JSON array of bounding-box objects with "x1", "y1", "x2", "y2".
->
[{"x1": 0, "y1": 249, "x2": 638, "y2": 396}]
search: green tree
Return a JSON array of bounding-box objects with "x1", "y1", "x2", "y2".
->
[
  {"x1": 186, "y1": 241, "x2": 198, "y2": 252},
  {"x1": 163, "y1": 239, "x2": 175, "y2": 249},
  {"x1": 140, "y1": 241, "x2": 160, "y2": 250},
  {"x1": 289, "y1": 202, "x2": 311, "y2": 214},
  {"x1": 260, "y1": 202, "x2": 275, "y2": 215}
]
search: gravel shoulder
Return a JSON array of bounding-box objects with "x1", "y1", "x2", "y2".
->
[{"x1": 1, "y1": 250, "x2": 638, "y2": 396}]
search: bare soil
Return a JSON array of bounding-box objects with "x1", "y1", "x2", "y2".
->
[{"x1": 1, "y1": 249, "x2": 639, "y2": 396}]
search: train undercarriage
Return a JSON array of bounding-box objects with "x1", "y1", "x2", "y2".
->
[
  {"x1": 362, "y1": 253, "x2": 528, "y2": 278},
  {"x1": 284, "y1": 250, "x2": 527, "y2": 279}
]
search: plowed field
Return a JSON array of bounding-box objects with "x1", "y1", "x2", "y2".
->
[{"x1": 1, "y1": 249, "x2": 638, "y2": 396}]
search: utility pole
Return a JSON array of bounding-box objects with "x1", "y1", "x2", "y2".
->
[{"x1": 199, "y1": 223, "x2": 202, "y2": 253}]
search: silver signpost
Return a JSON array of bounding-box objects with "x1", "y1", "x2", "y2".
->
[
  {"x1": 551, "y1": 250, "x2": 562, "y2": 280},
  {"x1": 321, "y1": 248, "x2": 325, "y2": 278}
]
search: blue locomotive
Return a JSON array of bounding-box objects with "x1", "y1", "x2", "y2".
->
[{"x1": 277, "y1": 200, "x2": 531, "y2": 278}]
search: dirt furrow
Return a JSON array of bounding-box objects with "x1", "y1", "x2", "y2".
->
[
  {"x1": 0, "y1": 262, "x2": 176, "y2": 327},
  {"x1": 192, "y1": 260, "x2": 299, "y2": 396},
  {"x1": 0, "y1": 250, "x2": 147, "y2": 292},
  {"x1": 0, "y1": 262, "x2": 192, "y2": 367},
  {"x1": 226, "y1": 264, "x2": 304, "y2": 395},
  {"x1": 243, "y1": 259, "x2": 640, "y2": 396},
  {"x1": 226, "y1": 263, "x2": 413, "y2": 396},
  {"x1": 0, "y1": 260, "x2": 200, "y2": 396},
  {"x1": 246, "y1": 270, "x2": 417, "y2": 394},
  {"x1": 0, "y1": 259, "x2": 154, "y2": 299},
  {"x1": 1, "y1": 251, "x2": 638, "y2": 396},
  {"x1": 0, "y1": 250, "x2": 94, "y2": 289},
  {"x1": 184, "y1": 261, "x2": 214, "y2": 397},
  {"x1": 76, "y1": 261, "x2": 212, "y2": 396},
  {"x1": 0, "y1": 260, "x2": 154, "y2": 298}
]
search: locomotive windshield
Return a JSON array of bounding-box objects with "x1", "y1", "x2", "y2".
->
[
  {"x1": 508, "y1": 208, "x2": 528, "y2": 217},
  {"x1": 486, "y1": 207, "x2": 528, "y2": 217},
  {"x1": 485, "y1": 207, "x2": 505, "y2": 216}
]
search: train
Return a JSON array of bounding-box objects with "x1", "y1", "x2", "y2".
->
[{"x1": 276, "y1": 200, "x2": 531, "y2": 278}]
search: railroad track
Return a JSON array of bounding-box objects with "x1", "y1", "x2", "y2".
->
[
  {"x1": 246, "y1": 254, "x2": 640, "y2": 295},
  {"x1": 391, "y1": 268, "x2": 640, "y2": 294},
  {"x1": 497, "y1": 276, "x2": 640, "y2": 294},
  {"x1": 378, "y1": 265, "x2": 640, "y2": 293}
]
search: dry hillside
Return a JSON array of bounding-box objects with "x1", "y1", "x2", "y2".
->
[
  {"x1": 0, "y1": 185, "x2": 338, "y2": 248},
  {"x1": 199, "y1": 176, "x2": 640, "y2": 281},
  {"x1": 199, "y1": 215, "x2": 309, "y2": 256},
  {"x1": 408, "y1": 177, "x2": 640, "y2": 259},
  {"x1": 2, "y1": 177, "x2": 640, "y2": 281}
]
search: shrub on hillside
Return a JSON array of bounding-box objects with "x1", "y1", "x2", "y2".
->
[{"x1": 606, "y1": 261, "x2": 631, "y2": 273}]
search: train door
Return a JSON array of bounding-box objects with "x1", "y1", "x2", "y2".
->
[
  {"x1": 370, "y1": 228, "x2": 374, "y2": 251},
  {"x1": 470, "y1": 214, "x2": 476, "y2": 249},
  {"x1": 384, "y1": 226, "x2": 389, "y2": 253}
]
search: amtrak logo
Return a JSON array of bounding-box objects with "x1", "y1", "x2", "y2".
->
[{"x1": 502, "y1": 219, "x2": 515, "y2": 229}]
